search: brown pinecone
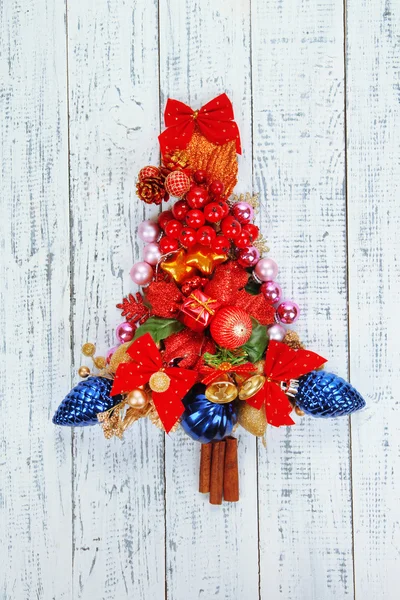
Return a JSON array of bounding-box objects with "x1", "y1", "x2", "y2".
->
[{"x1": 136, "y1": 176, "x2": 169, "y2": 205}]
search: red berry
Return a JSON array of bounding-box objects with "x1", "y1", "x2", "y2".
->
[
  {"x1": 235, "y1": 231, "x2": 252, "y2": 249},
  {"x1": 186, "y1": 185, "x2": 209, "y2": 209},
  {"x1": 244, "y1": 223, "x2": 259, "y2": 242},
  {"x1": 216, "y1": 199, "x2": 230, "y2": 219},
  {"x1": 179, "y1": 227, "x2": 198, "y2": 248},
  {"x1": 204, "y1": 201, "x2": 224, "y2": 223},
  {"x1": 186, "y1": 209, "x2": 205, "y2": 229},
  {"x1": 165, "y1": 219, "x2": 183, "y2": 239},
  {"x1": 209, "y1": 180, "x2": 225, "y2": 197},
  {"x1": 197, "y1": 225, "x2": 217, "y2": 247},
  {"x1": 172, "y1": 199, "x2": 190, "y2": 221},
  {"x1": 212, "y1": 235, "x2": 230, "y2": 254},
  {"x1": 193, "y1": 169, "x2": 207, "y2": 184},
  {"x1": 221, "y1": 215, "x2": 242, "y2": 239},
  {"x1": 159, "y1": 236, "x2": 179, "y2": 253},
  {"x1": 158, "y1": 210, "x2": 174, "y2": 230}
]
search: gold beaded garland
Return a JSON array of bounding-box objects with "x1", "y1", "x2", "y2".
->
[
  {"x1": 78, "y1": 366, "x2": 91, "y2": 378},
  {"x1": 82, "y1": 343, "x2": 96, "y2": 357}
]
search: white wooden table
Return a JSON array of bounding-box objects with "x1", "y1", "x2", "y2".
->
[{"x1": 1, "y1": 0, "x2": 399, "y2": 598}]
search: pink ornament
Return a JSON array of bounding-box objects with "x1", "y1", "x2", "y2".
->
[
  {"x1": 116, "y1": 321, "x2": 135, "y2": 343},
  {"x1": 143, "y1": 242, "x2": 162, "y2": 266},
  {"x1": 232, "y1": 202, "x2": 254, "y2": 225},
  {"x1": 267, "y1": 323, "x2": 286, "y2": 342},
  {"x1": 130, "y1": 261, "x2": 153, "y2": 286},
  {"x1": 164, "y1": 171, "x2": 191, "y2": 197},
  {"x1": 237, "y1": 246, "x2": 260, "y2": 268},
  {"x1": 138, "y1": 166, "x2": 160, "y2": 180},
  {"x1": 138, "y1": 220, "x2": 161, "y2": 244},
  {"x1": 254, "y1": 258, "x2": 278, "y2": 282},
  {"x1": 261, "y1": 280, "x2": 282, "y2": 304},
  {"x1": 276, "y1": 301, "x2": 300, "y2": 324},
  {"x1": 106, "y1": 345, "x2": 119, "y2": 364}
]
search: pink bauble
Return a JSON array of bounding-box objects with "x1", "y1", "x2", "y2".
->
[
  {"x1": 143, "y1": 242, "x2": 162, "y2": 266},
  {"x1": 237, "y1": 246, "x2": 260, "y2": 268},
  {"x1": 276, "y1": 301, "x2": 300, "y2": 324},
  {"x1": 267, "y1": 323, "x2": 286, "y2": 342},
  {"x1": 261, "y1": 280, "x2": 282, "y2": 304},
  {"x1": 106, "y1": 345, "x2": 119, "y2": 364},
  {"x1": 231, "y1": 202, "x2": 254, "y2": 225},
  {"x1": 164, "y1": 171, "x2": 191, "y2": 197},
  {"x1": 254, "y1": 258, "x2": 278, "y2": 282},
  {"x1": 138, "y1": 220, "x2": 161, "y2": 243},
  {"x1": 116, "y1": 321, "x2": 135, "y2": 343},
  {"x1": 130, "y1": 261, "x2": 153, "y2": 286}
]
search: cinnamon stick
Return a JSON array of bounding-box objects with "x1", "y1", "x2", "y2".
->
[
  {"x1": 209, "y1": 441, "x2": 226, "y2": 505},
  {"x1": 199, "y1": 443, "x2": 213, "y2": 493},
  {"x1": 223, "y1": 437, "x2": 239, "y2": 502}
]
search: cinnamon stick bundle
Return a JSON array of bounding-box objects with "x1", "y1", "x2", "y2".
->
[
  {"x1": 223, "y1": 437, "x2": 239, "y2": 502},
  {"x1": 199, "y1": 443, "x2": 213, "y2": 493},
  {"x1": 209, "y1": 441, "x2": 226, "y2": 505}
]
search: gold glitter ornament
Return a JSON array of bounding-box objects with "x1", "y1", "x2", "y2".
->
[
  {"x1": 109, "y1": 342, "x2": 133, "y2": 373},
  {"x1": 205, "y1": 380, "x2": 238, "y2": 404},
  {"x1": 238, "y1": 402, "x2": 267, "y2": 437},
  {"x1": 82, "y1": 343, "x2": 96, "y2": 357},
  {"x1": 149, "y1": 371, "x2": 171, "y2": 393},
  {"x1": 126, "y1": 388, "x2": 149, "y2": 409},
  {"x1": 93, "y1": 356, "x2": 106, "y2": 370},
  {"x1": 238, "y1": 374, "x2": 266, "y2": 400},
  {"x1": 148, "y1": 400, "x2": 180, "y2": 432},
  {"x1": 254, "y1": 360, "x2": 265, "y2": 375},
  {"x1": 78, "y1": 365, "x2": 91, "y2": 378},
  {"x1": 283, "y1": 330, "x2": 304, "y2": 350}
]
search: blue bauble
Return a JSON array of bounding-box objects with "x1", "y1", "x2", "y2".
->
[
  {"x1": 53, "y1": 377, "x2": 122, "y2": 426},
  {"x1": 296, "y1": 371, "x2": 365, "y2": 418},
  {"x1": 181, "y1": 383, "x2": 238, "y2": 443}
]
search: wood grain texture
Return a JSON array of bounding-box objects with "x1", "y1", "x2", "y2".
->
[
  {"x1": 67, "y1": 1, "x2": 165, "y2": 598},
  {"x1": 0, "y1": 0, "x2": 72, "y2": 598},
  {"x1": 251, "y1": 1, "x2": 354, "y2": 598},
  {"x1": 159, "y1": 2, "x2": 259, "y2": 599},
  {"x1": 347, "y1": 0, "x2": 400, "y2": 598}
]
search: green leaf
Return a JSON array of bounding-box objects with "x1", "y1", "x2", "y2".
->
[
  {"x1": 242, "y1": 317, "x2": 268, "y2": 362},
  {"x1": 244, "y1": 279, "x2": 262, "y2": 295},
  {"x1": 132, "y1": 317, "x2": 185, "y2": 344}
]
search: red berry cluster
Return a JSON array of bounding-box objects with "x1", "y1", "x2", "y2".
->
[{"x1": 157, "y1": 170, "x2": 259, "y2": 257}]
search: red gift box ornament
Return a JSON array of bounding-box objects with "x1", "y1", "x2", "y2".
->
[
  {"x1": 158, "y1": 94, "x2": 242, "y2": 156},
  {"x1": 179, "y1": 290, "x2": 221, "y2": 333},
  {"x1": 110, "y1": 333, "x2": 197, "y2": 433},
  {"x1": 244, "y1": 340, "x2": 327, "y2": 427}
]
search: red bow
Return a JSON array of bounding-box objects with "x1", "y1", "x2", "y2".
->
[
  {"x1": 246, "y1": 340, "x2": 327, "y2": 427},
  {"x1": 200, "y1": 362, "x2": 256, "y2": 385},
  {"x1": 158, "y1": 94, "x2": 242, "y2": 156},
  {"x1": 110, "y1": 333, "x2": 197, "y2": 433}
]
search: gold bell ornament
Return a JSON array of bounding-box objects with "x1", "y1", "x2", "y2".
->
[
  {"x1": 205, "y1": 377, "x2": 238, "y2": 404},
  {"x1": 238, "y1": 374, "x2": 266, "y2": 401}
]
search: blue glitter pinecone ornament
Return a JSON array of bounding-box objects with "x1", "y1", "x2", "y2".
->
[
  {"x1": 53, "y1": 376, "x2": 121, "y2": 426},
  {"x1": 296, "y1": 371, "x2": 365, "y2": 418},
  {"x1": 181, "y1": 383, "x2": 238, "y2": 443}
]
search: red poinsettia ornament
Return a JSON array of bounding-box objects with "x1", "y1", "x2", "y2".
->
[
  {"x1": 245, "y1": 340, "x2": 327, "y2": 427},
  {"x1": 111, "y1": 333, "x2": 198, "y2": 432}
]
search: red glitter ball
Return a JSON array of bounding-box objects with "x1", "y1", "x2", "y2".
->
[
  {"x1": 145, "y1": 280, "x2": 183, "y2": 318},
  {"x1": 204, "y1": 261, "x2": 249, "y2": 305}
]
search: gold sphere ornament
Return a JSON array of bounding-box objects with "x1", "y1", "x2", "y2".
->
[
  {"x1": 82, "y1": 342, "x2": 96, "y2": 357},
  {"x1": 78, "y1": 365, "x2": 91, "y2": 378},
  {"x1": 126, "y1": 388, "x2": 149, "y2": 409},
  {"x1": 238, "y1": 374, "x2": 266, "y2": 401},
  {"x1": 295, "y1": 406, "x2": 305, "y2": 417},
  {"x1": 149, "y1": 371, "x2": 171, "y2": 393},
  {"x1": 93, "y1": 356, "x2": 106, "y2": 370},
  {"x1": 205, "y1": 380, "x2": 238, "y2": 404}
]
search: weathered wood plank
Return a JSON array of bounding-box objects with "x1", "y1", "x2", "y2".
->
[
  {"x1": 159, "y1": 2, "x2": 259, "y2": 599},
  {"x1": 0, "y1": 0, "x2": 72, "y2": 598},
  {"x1": 67, "y1": 1, "x2": 165, "y2": 598},
  {"x1": 251, "y1": 1, "x2": 354, "y2": 598},
  {"x1": 346, "y1": 1, "x2": 400, "y2": 598}
]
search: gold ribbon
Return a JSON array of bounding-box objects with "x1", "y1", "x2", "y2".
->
[{"x1": 188, "y1": 293, "x2": 217, "y2": 322}]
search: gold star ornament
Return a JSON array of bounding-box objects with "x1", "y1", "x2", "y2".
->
[
  {"x1": 160, "y1": 248, "x2": 198, "y2": 283},
  {"x1": 185, "y1": 244, "x2": 228, "y2": 275}
]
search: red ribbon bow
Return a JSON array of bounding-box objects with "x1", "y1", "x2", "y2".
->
[
  {"x1": 158, "y1": 93, "x2": 242, "y2": 156},
  {"x1": 200, "y1": 362, "x2": 256, "y2": 386},
  {"x1": 110, "y1": 333, "x2": 197, "y2": 433},
  {"x1": 246, "y1": 340, "x2": 327, "y2": 427}
]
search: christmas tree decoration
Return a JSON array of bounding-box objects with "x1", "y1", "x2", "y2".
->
[
  {"x1": 210, "y1": 306, "x2": 253, "y2": 349},
  {"x1": 181, "y1": 384, "x2": 238, "y2": 443},
  {"x1": 54, "y1": 93, "x2": 366, "y2": 504},
  {"x1": 53, "y1": 377, "x2": 122, "y2": 426},
  {"x1": 296, "y1": 371, "x2": 366, "y2": 417}
]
